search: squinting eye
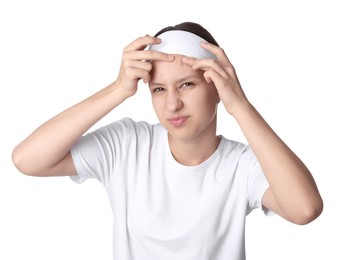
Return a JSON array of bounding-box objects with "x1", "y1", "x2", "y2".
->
[
  {"x1": 153, "y1": 87, "x2": 164, "y2": 93},
  {"x1": 181, "y1": 82, "x2": 193, "y2": 88}
]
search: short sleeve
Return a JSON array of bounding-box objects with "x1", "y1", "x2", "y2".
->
[
  {"x1": 70, "y1": 118, "x2": 133, "y2": 185},
  {"x1": 244, "y1": 146, "x2": 273, "y2": 216}
]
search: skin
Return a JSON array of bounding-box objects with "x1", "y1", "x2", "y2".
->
[
  {"x1": 12, "y1": 35, "x2": 323, "y2": 225},
  {"x1": 181, "y1": 42, "x2": 323, "y2": 224},
  {"x1": 149, "y1": 55, "x2": 220, "y2": 166}
]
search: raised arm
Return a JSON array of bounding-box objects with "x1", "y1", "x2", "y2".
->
[
  {"x1": 12, "y1": 36, "x2": 174, "y2": 177},
  {"x1": 182, "y1": 43, "x2": 323, "y2": 225}
]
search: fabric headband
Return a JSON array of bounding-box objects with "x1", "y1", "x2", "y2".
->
[{"x1": 148, "y1": 30, "x2": 216, "y2": 60}]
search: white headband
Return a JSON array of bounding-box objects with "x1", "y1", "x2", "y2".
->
[{"x1": 148, "y1": 30, "x2": 216, "y2": 60}]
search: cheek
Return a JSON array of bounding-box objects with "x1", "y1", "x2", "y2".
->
[
  {"x1": 151, "y1": 97, "x2": 164, "y2": 117},
  {"x1": 151, "y1": 97, "x2": 158, "y2": 111},
  {"x1": 197, "y1": 91, "x2": 219, "y2": 117},
  {"x1": 190, "y1": 88, "x2": 217, "y2": 107}
]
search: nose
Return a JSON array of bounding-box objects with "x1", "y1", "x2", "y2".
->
[{"x1": 166, "y1": 90, "x2": 183, "y2": 112}]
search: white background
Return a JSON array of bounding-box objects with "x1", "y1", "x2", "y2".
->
[{"x1": 1, "y1": 0, "x2": 340, "y2": 259}]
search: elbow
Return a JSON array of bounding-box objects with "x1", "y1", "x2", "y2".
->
[
  {"x1": 12, "y1": 146, "x2": 39, "y2": 176},
  {"x1": 292, "y1": 198, "x2": 324, "y2": 225}
]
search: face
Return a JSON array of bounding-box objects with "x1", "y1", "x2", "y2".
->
[{"x1": 149, "y1": 55, "x2": 220, "y2": 143}]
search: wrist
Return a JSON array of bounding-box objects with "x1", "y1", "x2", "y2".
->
[
  {"x1": 223, "y1": 98, "x2": 253, "y2": 118},
  {"x1": 110, "y1": 81, "x2": 136, "y2": 100}
]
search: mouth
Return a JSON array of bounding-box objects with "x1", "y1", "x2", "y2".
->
[{"x1": 168, "y1": 116, "x2": 189, "y2": 127}]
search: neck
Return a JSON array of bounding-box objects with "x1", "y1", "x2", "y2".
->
[{"x1": 168, "y1": 131, "x2": 220, "y2": 167}]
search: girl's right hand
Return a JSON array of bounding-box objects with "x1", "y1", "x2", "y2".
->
[{"x1": 115, "y1": 35, "x2": 174, "y2": 97}]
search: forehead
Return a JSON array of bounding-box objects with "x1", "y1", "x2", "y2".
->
[{"x1": 150, "y1": 55, "x2": 201, "y2": 81}]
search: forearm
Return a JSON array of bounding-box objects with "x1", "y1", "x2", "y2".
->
[
  {"x1": 232, "y1": 103, "x2": 322, "y2": 220},
  {"x1": 183, "y1": 41, "x2": 323, "y2": 222},
  {"x1": 12, "y1": 81, "x2": 129, "y2": 175}
]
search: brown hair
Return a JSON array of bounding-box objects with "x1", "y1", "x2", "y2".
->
[{"x1": 154, "y1": 22, "x2": 219, "y2": 47}]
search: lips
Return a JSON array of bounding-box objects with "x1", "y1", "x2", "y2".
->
[{"x1": 168, "y1": 116, "x2": 189, "y2": 127}]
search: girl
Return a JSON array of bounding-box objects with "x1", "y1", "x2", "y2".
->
[{"x1": 12, "y1": 22, "x2": 323, "y2": 260}]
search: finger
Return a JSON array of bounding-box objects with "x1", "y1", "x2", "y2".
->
[
  {"x1": 181, "y1": 56, "x2": 197, "y2": 66},
  {"x1": 124, "y1": 49, "x2": 174, "y2": 63},
  {"x1": 203, "y1": 71, "x2": 212, "y2": 83},
  {"x1": 124, "y1": 35, "x2": 162, "y2": 52},
  {"x1": 194, "y1": 59, "x2": 228, "y2": 78},
  {"x1": 203, "y1": 69, "x2": 225, "y2": 85},
  {"x1": 142, "y1": 74, "x2": 151, "y2": 84},
  {"x1": 182, "y1": 56, "x2": 229, "y2": 79},
  {"x1": 122, "y1": 61, "x2": 152, "y2": 84},
  {"x1": 125, "y1": 66, "x2": 151, "y2": 82},
  {"x1": 124, "y1": 60, "x2": 153, "y2": 72},
  {"x1": 200, "y1": 42, "x2": 233, "y2": 67}
]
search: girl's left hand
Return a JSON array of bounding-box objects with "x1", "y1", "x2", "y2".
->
[{"x1": 181, "y1": 42, "x2": 250, "y2": 115}]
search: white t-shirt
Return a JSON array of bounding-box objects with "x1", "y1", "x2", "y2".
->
[{"x1": 70, "y1": 117, "x2": 270, "y2": 260}]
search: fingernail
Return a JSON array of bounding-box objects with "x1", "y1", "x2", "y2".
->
[{"x1": 168, "y1": 55, "x2": 174, "y2": 60}]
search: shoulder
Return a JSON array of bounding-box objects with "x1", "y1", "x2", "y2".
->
[
  {"x1": 218, "y1": 136, "x2": 257, "y2": 165},
  {"x1": 95, "y1": 117, "x2": 158, "y2": 135},
  {"x1": 219, "y1": 136, "x2": 248, "y2": 156},
  {"x1": 118, "y1": 117, "x2": 162, "y2": 136},
  {"x1": 94, "y1": 118, "x2": 163, "y2": 144}
]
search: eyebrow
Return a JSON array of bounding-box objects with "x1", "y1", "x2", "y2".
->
[{"x1": 149, "y1": 75, "x2": 202, "y2": 87}]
